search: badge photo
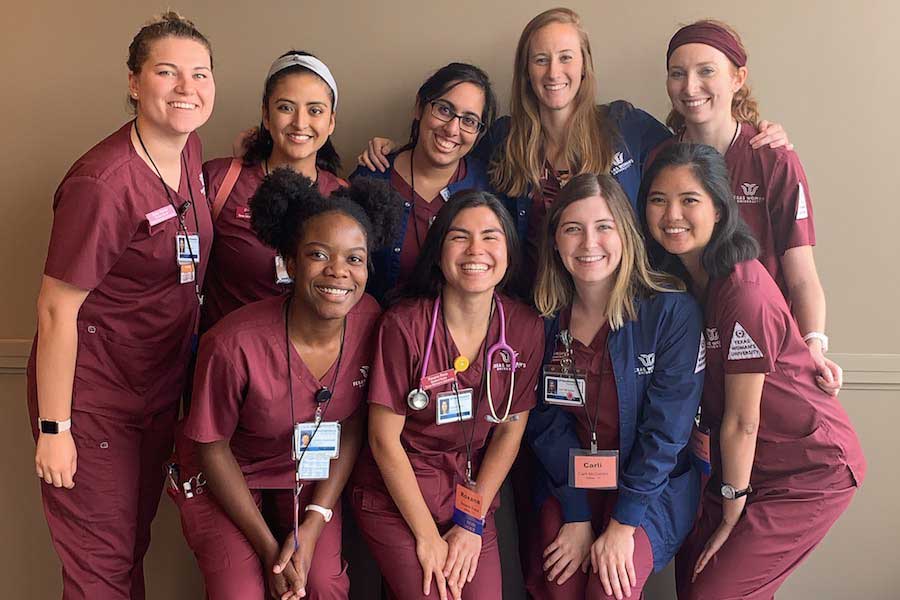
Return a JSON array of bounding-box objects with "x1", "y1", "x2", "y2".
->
[
  {"x1": 436, "y1": 387, "x2": 474, "y2": 425},
  {"x1": 175, "y1": 233, "x2": 201, "y2": 265},
  {"x1": 542, "y1": 366, "x2": 586, "y2": 406}
]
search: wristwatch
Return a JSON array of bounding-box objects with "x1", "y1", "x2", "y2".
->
[
  {"x1": 720, "y1": 482, "x2": 752, "y2": 500},
  {"x1": 305, "y1": 504, "x2": 333, "y2": 523},
  {"x1": 38, "y1": 418, "x2": 72, "y2": 435}
]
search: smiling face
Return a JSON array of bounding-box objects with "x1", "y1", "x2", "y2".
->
[
  {"x1": 440, "y1": 206, "x2": 509, "y2": 296},
  {"x1": 645, "y1": 165, "x2": 720, "y2": 262},
  {"x1": 288, "y1": 211, "x2": 368, "y2": 321},
  {"x1": 666, "y1": 43, "x2": 747, "y2": 127},
  {"x1": 263, "y1": 70, "x2": 335, "y2": 168},
  {"x1": 416, "y1": 81, "x2": 485, "y2": 170},
  {"x1": 128, "y1": 36, "x2": 214, "y2": 137},
  {"x1": 527, "y1": 21, "x2": 584, "y2": 113},
  {"x1": 554, "y1": 195, "x2": 623, "y2": 292}
]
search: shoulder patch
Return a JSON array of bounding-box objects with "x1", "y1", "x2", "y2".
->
[
  {"x1": 796, "y1": 182, "x2": 809, "y2": 220},
  {"x1": 695, "y1": 332, "x2": 706, "y2": 373},
  {"x1": 728, "y1": 322, "x2": 764, "y2": 360}
]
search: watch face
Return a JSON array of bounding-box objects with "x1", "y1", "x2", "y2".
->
[{"x1": 721, "y1": 484, "x2": 735, "y2": 499}]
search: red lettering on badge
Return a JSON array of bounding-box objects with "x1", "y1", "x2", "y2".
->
[
  {"x1": 421, "y1": 368, "x2": 457, "y2": 391},
  {"x1": 689, "y1": 425, "x2": 711, "y2": 463},
  {"x1": 573, "y1": 455, "x2": 618, "y2": 489}
]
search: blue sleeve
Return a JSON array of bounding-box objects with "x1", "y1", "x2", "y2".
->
[
  {"x1": 526, "y1": 385, "x2": 592, "y2": 523},
  {"x1": 612, "y1": 294, "x2": 704, "y2": 527},
  {"x1": 609, "y1": 101, "x2": 672, "y2": 174},
  {"x1": 471, "y1": 116, "x2": 509, "y2": 164}
]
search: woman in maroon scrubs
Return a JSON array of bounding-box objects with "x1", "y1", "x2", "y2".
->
[
  {"x1": 654, "y1": 19, "x2": 842, "y2": 395},
  {"x1": 640, "y1": 143, "x2": 865, "y2": 600},
  {"x1": 27, "y1": 12, "x2": 214, "y2": 599},
  {"x1": 202, "y1": 50, "x2": 348, "y2": 331},
  {"x1": 178, "y1": 170, "x2": 400, "y2": 599},
  {"x1": 350, "y1": 191, "x2": 544, "y2": 600}
]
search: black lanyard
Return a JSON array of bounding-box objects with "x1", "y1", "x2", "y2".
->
[
  {"x1": 558, "y1": 323, "x2": 609, "y2": 453},
  {"x1": 133, "y1": 120, "x2": 203, "y2": 306},
  {"x1": 441, "y1": 295, "x2": 492, "y2": 484}
]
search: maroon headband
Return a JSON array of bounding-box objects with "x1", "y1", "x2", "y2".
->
[{"x1": 666, "y1": 22, "x2": 747, "y2": 68}]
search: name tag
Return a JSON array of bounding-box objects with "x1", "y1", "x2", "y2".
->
[
  {"x1": 293, "y1": 421, "x2": 341, "y2": 481},
  {"x1": 543, "y1": 366, "x2": 586, "y2": 406},
  {"x1": 436, "y1": 387, "x2": 473, "y2": 425},
  {"x1": 179, "y1": 263, "x2": 195, "y2": 284},
  {"x1": 176, "y1": 234, "x2": 201, "y2": 264},
  {"x1": 452, "y1": 484, "x2": 484, "y2": 535},
  {"x1": 569, "y1": 449, "x2": 618, "y2": 489},
  {"x1": 236, "y1": 206, "x2": 252, "y2": 220},
  {"x1": 146, "y1": 204, "x2": 177, "y2": 226},
  {"x1": 422, "y1": 368, "x2": 457, "y2": 391},
  {"x1": 689, "y1": 423, "x2": 711, "y2": 475}
]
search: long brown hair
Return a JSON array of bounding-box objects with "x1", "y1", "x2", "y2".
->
[
  {"x1": 534, "y1": 173, "x2": 683, "y2": 327},
  {"x1": 490, "y1": 8, "x2": 614, "y2": 197},
  {"x1": 665, "y1": 19, "x2": 760, "y2": 131}
]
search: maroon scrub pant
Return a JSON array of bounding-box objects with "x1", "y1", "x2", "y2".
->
[
  {"x1": 351, "y1": 491, "x2": 502, "y2": 600},
  {"x1": 30, "y1": 406, "x2": 177, "y2": 600},
  {"x1": 172, "y1": 486, "x2": 349, "y2": 599},
  {"x1": 675, "y1": 467, "x2": 857, "y2": 600},
  {"x1": 525, "y1": 495, "x2": 654, "y2": 600}
]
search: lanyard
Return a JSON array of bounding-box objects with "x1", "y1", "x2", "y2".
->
[
  {"x1": 284, "y1": 297, "x2": 344, "y2": 549},
  {"x1": 133, "y1": 120, "x2": 204, "y2": 306},
  {"x1": 441, "y1": 295, "x2": 490, "y2": 484},
  {"x1": 557, "y1": 325, "x2": 609, "y2": 453}
]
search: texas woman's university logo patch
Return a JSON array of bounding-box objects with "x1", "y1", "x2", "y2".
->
[{"x1": 635, "y1": 353, "x2": 655, "y2": 375}]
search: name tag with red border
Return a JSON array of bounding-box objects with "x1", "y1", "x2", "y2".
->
[{"x1": 569, "y1": 449, "x2": 618, "y2": 489}]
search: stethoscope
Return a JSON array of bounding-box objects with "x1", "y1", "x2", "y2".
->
[{"x1": 406, "y1": 292, "x2": 517, "y2": 423}]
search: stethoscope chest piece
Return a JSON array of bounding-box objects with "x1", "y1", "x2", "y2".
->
[{"x1": 407, "y1": 388, "x2": 430, "y2": 411}]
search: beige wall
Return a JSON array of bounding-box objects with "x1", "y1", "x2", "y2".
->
[{"x1": 2, "y1": 0, "x2": 897, "y2": 598}]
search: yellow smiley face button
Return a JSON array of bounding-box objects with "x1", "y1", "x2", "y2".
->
[{"x1": 454, "y1": 356, "x2": 470, "y2": 373}]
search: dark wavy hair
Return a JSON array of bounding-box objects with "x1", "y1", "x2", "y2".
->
[
  {"x1": 638, "y1": 143, "x2": 759, "y2": 283},
  {"x1": 250, "y1": 168, "x2": 401, "y2": 264},
  {"x1": 399, "y1": 189, "x2": 520, "y2": 300},
  {"x1": 398, "y1": 62, "x2": 498, "y2": 153},
  {"x1": 243, "y1": 50, "x2": 341, "y2": 175}
]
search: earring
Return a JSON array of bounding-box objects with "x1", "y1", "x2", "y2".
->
[{"x1": 131, "y1": 92, "x2": 138, "y2": 99}]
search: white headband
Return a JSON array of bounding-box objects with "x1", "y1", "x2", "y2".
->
[{"x1": 266, "y1": 54, "x2": 338, "y2": 111}]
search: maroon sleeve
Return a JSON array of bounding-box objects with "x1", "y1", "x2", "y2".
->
[
  {"x1": 183, "y1": 335, "x2": 248, "y2": 443},
  {"x1": 716, "y1": 278, "x2": 785, "y2": 375},
  {"x1": 367, "y1": 310, "x2": 418, "y2": 415},
  {"x1": 44, "y1": 176, "x2": 138, "y2": 290},
  {"x1": 202, "y1": 157, "x2": 230, "y2": 209},
  {"x1": 768, "y1": 151, "x2": 816, "y2": 255},
  {"x1": 510, "y1": 314, "x2": 544, "y2": 414}
]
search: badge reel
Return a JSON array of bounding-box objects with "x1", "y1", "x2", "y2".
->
[{"x1": 689, "y1": 411, "x2": 711, "y2": 475}]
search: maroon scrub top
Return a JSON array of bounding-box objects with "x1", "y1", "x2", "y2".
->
[
  {"x1": 389, "y1": 159, "x2": 466, "y2": 287},
  {"x1": 700, "y1": 260, "x2": 865, "y2": 488},
  {"x1": 28, "y1": 122, "x2": 213, "y2": 420},
  {"x1": 551, "y1": 310, "x2": 619, "y2": 451},
  {"x1": 353, "y1": 293, "x2": 544, "y2": 522},
  {"x1": 654, "y1": 126, "x2": 816, "y2": 298},
  {"x1": 200, "y1": 159, "x2": 347, "y2": 331},
  {"x1": 183, "y1": 294, "x2": 380, "y2": 489},
  {"x1": 524, "y1": 162, "x2": 565, "y2": 277}
]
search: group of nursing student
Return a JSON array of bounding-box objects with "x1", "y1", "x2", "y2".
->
[{"x1": 27, "y1": 6, "x2": 865, "y2": 600}]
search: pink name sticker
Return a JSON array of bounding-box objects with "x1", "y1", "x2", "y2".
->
[{"x1": 146, "y1": 204, "x2": 177, "y2": 226}]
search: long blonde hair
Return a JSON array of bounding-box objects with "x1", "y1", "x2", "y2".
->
[
  {"x1": 490, "y1": 8, "x2": 613, "y2": 197},
  {"x1": 534, "y1": 173, "x2": 684, "y2": 328},
  {"x1": 666, "y1": 19, "x2": 760, "y2": 131}
]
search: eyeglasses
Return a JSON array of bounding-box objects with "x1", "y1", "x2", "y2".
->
[{"x1": 429, "y1": 100, "x2": 484, "y2": 134}]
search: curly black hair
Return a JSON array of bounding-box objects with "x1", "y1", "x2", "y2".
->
[{"x1": 249, "y1": 167, "x2": 402, "y2": 263}]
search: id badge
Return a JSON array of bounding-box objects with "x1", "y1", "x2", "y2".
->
[
  {"x1": 176, "y1": 234, "x2": 201, "y2": 264},
  {"x1": 297, "y1": 452, "x2": 331, "y2": 480},
  {"x1": 452, "y1": 483, "x2": 484, "y2": 535},
  {"x1": 179, "y1": 263, "x2": 196, "y2": 284},
  {"x1": 568, "y1": 448, "x2": 619, "y2": 489},
  {"x1": 542, "y1": 365, "x2": 586, "y2": 406},
  {"x1": 293, "y1": 421, "x2": 341, "y2": 459},
  {"x1": 275, "y1": 255, "x2": 293, "y2": 285},
  {"x1": 689, "y1": 423, "x2": 711, "y2": 475},
  {"x1": 436, "y1": 387, "x2": 474, "y2": 425}
]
